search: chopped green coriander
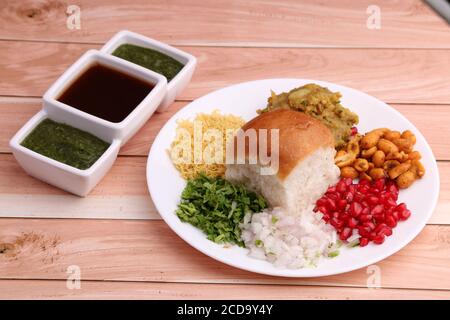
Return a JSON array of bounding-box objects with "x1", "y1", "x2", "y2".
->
[
  {"x1": 271, "y1": 216, "x2": 279, "y2": 224},
  {"x1": 255, "y1": 239, "x2": 263, "y2": 247},
  {"x1": 176, "y1": 174, "x2": 267, "y2": 247},
  {"x1": 328, "y1": 250, "x2": 340, "y2": 258},
  {"x1": 348, "y1": 239, "x2": 360, "y2": 248}
]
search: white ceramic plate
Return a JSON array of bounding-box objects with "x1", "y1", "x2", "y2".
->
[{"x1": 147, "y1": 79, "x2": 440, "y2": 277}]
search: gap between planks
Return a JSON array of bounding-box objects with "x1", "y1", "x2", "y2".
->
[{"x1": 5, "y1": 38, "x2": 450, "y2": 50}]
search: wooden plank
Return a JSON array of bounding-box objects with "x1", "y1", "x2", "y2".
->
[
  {"x1": 0, "y1": 154, "x2": 448, "y2": 223},
  {"x1": 0, "y1": 218, "x2": 449, "y2": 290},
  {"x1": 1, "y1": 41, "x2": 450, "y2": 103},
  {"x1": 2, "y1": 100, "x2": 449, "y2": 160},
  {"x1": 0, "y1": 279, "x2": 448, "y2": 300},
  {"x1": 1, "y1": 0, "x2": 450, "y2": 48}
]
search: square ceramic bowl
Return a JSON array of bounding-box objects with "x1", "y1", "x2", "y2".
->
[
  {"x1": 101, "y1": 30, "x2": 197, "y2": 112},
  {"x1": 10, "y1": 110, "x2": 121, "y2": 197},
  {"x1": 43, "y1": 49, "x2": 167, "y2": 146}
]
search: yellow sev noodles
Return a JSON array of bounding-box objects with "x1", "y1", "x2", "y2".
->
[{"x1": 170, "y1": 110, "x2": 245, "y2": 179}]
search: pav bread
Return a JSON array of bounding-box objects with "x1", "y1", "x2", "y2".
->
[{"x1": 225, "y1": 109, "x2": 340, "y2": 214}]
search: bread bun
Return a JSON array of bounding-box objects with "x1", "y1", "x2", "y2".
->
[{"x1": 234, "y1": 109, "x2": 335, "y2": 180}]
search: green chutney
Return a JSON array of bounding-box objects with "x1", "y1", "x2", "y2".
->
[
  {"x1": 112, "y1": 44, "x2": 184, "y2": 82},
  {"x1": 21, "y1": 119, "x2": 110, "y2": 170}
]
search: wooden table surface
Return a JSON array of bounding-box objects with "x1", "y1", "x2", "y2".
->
[{"x1": 0, "y1": 0, "x2": 449, "y2": 300}]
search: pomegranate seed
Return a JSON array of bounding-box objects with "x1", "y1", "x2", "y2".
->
[
  {"x1": 385, "y1": 215, "x2": 397, "y2": 228},
  {"x1": 316, "y1": 198, "x2": 327, "y2": 207},
  {"x1": 359, "y1": 237, "x2": 369, "y2": 247},
  {"x1": 358, "y1": 226, "x2": 371, "y2": 237},
  {"x1": 399, "y1": 209, "x2": 411, "y2": 221},
  {"x1": 363, "y1": 221, "x2": 376, "y2": 231},
  {"x1": 373, "y1": 234, "x2": 385, "y2": 244},
  {"x1": 351, "y1": 127, "x2": 358, "y2": 136},
  {"x1": 361, "y1": 207, "x2": 370, "y2": 216},
  {"x1": 358, "y1": 185, "x2": 370, "y2": 194},
  {"x1": 359, "y1": 214, "x2": 373, "y2": 222},
  {"x1": 344, "y1": 191, "x2": 354, "y2": 202},
  {"x1": 343, "y1": 178, "x2": 353, "y2": 186},
  {"x1": 339, "y1": 213, "x2": 351, "y2": 222},
  {"x1": 359, "y1": 179, "x2": 371, "y2": 186},
  {"x1": 367, "y1": 196, "x2": 379, "y2": 205},
  {"x1": 371, "y1": 204, "x2": 384, "y2": 215},
  {"x1": 391, "y1": 210, "x2": 399, "y2": 221},
  {"x1": 336, "y1": 180, "x2": 347, "y2": 193},
  {"x1": 340, "y1": 227, "x2": 352, "y2": 241},
  {"x1": 396, "y1": 203, "x2": 407, "y2": 212},
  {"x1": 384, "y1": 197, "x2": 397, "y2": 208},
  {"x1": 327, "y1": 186, "x2": 336, "y2": 193},
  {"x1": 317, "y1": 206, "x2": 328, "y2": 215},
  {"x1": 337, "y1": 199, "x2": 347, "y2": 210},
  {"x1": 327, "y1": 193, "x2": 339, "y2": 201},
  {"x1": 378, "y1": 226, "x2": 392, "y2": 237},
  {"x1": 373, "y1": 214, "x2": 385, "y2": 223},
  {"x1": 374, "y1": 178, "x2": 386, "y2": 191},
  {"x1": 330, "y1": 218, "x2": 344, "y2": 229},
  {"x1": 326, "y1": 198, "x2": 337, "y2": 211},
  {"x1": 347, "y1": 217, "x2": 359, "y2": 228},
  {"x1": 387, "y1": 183, "x2": 399, "y2": 197},
  {"x1": 349, "y1": 202, "x2": 363, "y2": 217},
  {"x1": 374, "y1": 223, "x2": 388, "y2": 233}
]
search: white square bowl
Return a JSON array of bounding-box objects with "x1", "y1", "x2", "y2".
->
[
  {"x1": 101, "y1": 30, "x2": 197, "y2": 112},
  {"x1": 43, "y1": 49, "x2": 167, "y2": 146},
  {"x1": 10, "y1": 110, "x2": 121, "y2": 197}
]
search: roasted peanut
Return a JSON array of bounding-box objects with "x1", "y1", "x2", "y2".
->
[
  {"x1": 383, "y1": 160, "x2": 400, "y2": 172},
  {"x1": 386, "y1": 152, "x2": 402, "y2": 161},
  {"x1": 361, "y1": 146, "x2": 377, "y2": 158},
  {"x1": 386, "y1": 151, "x2": 408, "y2": 162},
  {"x1": 399, "y1": 151, "x2": 409, "y2": 162},
  {"x1": 369, "y1": 168, "x2": 386, "y2": 180},
  {"x1": 335, "y1": 151, "x2": 356, "y2": 168},
  {"x1": 368, "y1": 128, "x2": 389, "y2": 136},
  {"x1": 360, "y1": 132, "x2": 380, "y2": 149},
  {"x1": 346, "y1": 138, "x2": 360, "y2": 155},
  {"x1": 383, "y1": 130, "x2": 401, "y2": 141},
  {"x1": 408, "y1": 151, "x2": 422, "y2": 161},
  {"x1": 411, "y1": 160, "x2": 425, "y2": 178},
  {"x1": 368, "y1": 162, "x2": 375, "y2": 171},
  {"x1": 396, "y1": 170, "x2": 416, "y2": 189},
  {"x1": 401, "y1": 130, "x2": 416, "y2": 145},
  {"x1": 359, "y1": 172, "x2": 372, "y2": 181},
  {"x1": 372, "y1": 150, "x2": 385, "y2": 168},
  {"x1": 388, "y1": 162, "x2": 411, "y2": 179},
  {"x1": 377, "y1": 139, "x2": 399, "y2": 154},
  {"x1": 354, "y1": 158, "x2": 370, "y2": 172},
  {"x1": 341, "y1": 166, "x2": 359, "y2": 179},
  {"x1": 393, "y1": 138, "x2": 413, "y2": 153},
  {"x1": 336, "y1": 150, "x2": 347, "y2": 158}
]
